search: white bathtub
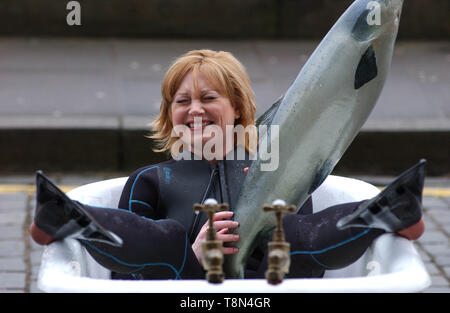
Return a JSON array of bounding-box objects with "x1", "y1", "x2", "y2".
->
[{"x1": 37, "y1": 175, "x2": 430, "y2": 293}]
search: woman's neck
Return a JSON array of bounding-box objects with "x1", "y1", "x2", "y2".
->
[{"x1": 188, "y1": 143, "x2": 236, "y2": 163}]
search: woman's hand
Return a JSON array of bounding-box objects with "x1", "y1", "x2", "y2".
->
[{"x1": 192, "y1": 211, "x2": 239, "y2": 264}]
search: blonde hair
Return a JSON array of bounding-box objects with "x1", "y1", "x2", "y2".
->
[{"x1": 149, "y1": 49, "x2": 257, "y2": 155}]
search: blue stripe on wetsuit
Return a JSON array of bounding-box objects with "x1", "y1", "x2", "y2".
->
[
  {"x1": 290, "y1": 228, "x2": 372, "y2": 269},
  {"x1": 80, "y1": 234, "x2": 189, "y2": 279},
  {"x1": 128, "y1": 166, "x2": 158, "y2": 212},
  {"x1": 130, "y1": 200, "x2": 153, "y2": 209}
]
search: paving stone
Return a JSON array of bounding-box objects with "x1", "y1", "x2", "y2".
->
[
  {"x1": 417, "y1": 230, "x2": 449, "y2": 245},
  {"x1": 59, "y1": 174, "x2": 113, "y2": 187},
  {"x1": 422, "y1": 215, "x2": 440, "y2": 231},
  {"x1": 440, "y1": 197, "x2": 450, "y2": 206},
  {"x1": 0, "y1": 289, "x2": 25, "y2": 293},
  {"x1": 422, "y1": 287, "x2": 450, "y2": 293},
  {"x1": 0, "y1": 176, "x2": 34, "y2": 185},
  {"x1": 423, "y1": 196, "x2": 449, "y2": 210},
  {"x1": 0, "y1": 201, "x2": 27, "y2": 214},
  {"x1": 442, "y1": 224, "x2": 450, "y2": 235},
  {"x1": 0, "y1": 273, "x2": 25, "y2": 289},
  {"x1": 0, "y1": 241, "x2": 24, "y2": 257},
  {"x1": 424, "y1": 262, "x2": 441, "y2": 276},
  {"x1": 443, "y1": 266, "x2": 450, "y2": 278},
  {"x1": 0, "y1": 211, "x2": 26, "y2": 226},
  {"x1": 0, "y1": 193, "x2": 28, "y2": 209},
  {"x1": 427, "y1": 209, "x2": 450, "y2": 224},
  {"x1": 0, "y1": 225, "x2": 23, "y2": 240},
  {"x1": 430, "y1": 276, "x2": 450, "y2": 287},
  {"x1": 435, "y1": 256, "x2": 450, "y2": 267},
  {"x1": 0, "y1": 258, "x2": 26, "y2": 272},
  {"x1": 421, "y1": 243, "x2": 450, "y2": 256}
]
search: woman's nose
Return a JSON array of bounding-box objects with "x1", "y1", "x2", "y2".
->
[{"x1": 188, "y1": 100, "x2": 205, "y2": 115}]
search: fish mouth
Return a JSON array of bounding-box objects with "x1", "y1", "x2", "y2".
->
[{"x1": 350, "y1": 0, "x2": 403, "y2": 42}]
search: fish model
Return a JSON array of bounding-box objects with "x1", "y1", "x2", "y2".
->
[{"x1": 224, "y1": 0, "x2": 404, "y2": 278}]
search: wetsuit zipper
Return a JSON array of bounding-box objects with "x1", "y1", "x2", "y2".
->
[
  {"x1": 217, "y1": 160, "x2": 230, "y2": 207},
  {"x1": 188, "y1": 164, "x2": 218, "y2": 242}
]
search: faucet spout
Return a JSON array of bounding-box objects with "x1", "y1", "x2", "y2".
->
[
  {"x1": 193, "y1": 198, "x2": 228, "y2": 284},
  {"x1": 263, "y1": 199, "x2": 296, "y2": 285}
]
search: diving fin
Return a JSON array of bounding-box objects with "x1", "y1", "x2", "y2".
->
[
  {"x1": 336, "y1": 159, "x2": 426, "y2": 233},
  {"x1": 31, "y1": 171, "x2": 123, "y2": 247}
]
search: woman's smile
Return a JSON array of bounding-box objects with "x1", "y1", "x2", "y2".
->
[{"x1": 185, "y1": 118, "x2": 214, "y2": 131}]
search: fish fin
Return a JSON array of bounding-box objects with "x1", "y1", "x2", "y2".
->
[
  {"x1": 256, "y1": 95, "x2": 283, "y2": 127},
  {"x1": 308, "y1": 159, "x2": 335, "y2": 194},
  {"x1": 354, "y1": 45, "x2": 378, "y2": 89}
]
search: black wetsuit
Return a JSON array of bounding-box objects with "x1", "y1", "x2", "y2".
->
[{"x1": 78, "y1": 148, "x2": 384, "y2": 280}]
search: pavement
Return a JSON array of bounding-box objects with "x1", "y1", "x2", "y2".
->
[{"x1": 0, "y1": 38, "x2": 449, "y2": 293}]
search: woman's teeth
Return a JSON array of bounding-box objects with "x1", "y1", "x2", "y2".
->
[{"x1": 188, "y1": 121, "x2": 213, "y2": 128}]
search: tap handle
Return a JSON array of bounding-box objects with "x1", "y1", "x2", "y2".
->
[
  {"x1": 193, "y1": 199, "x2": 228, "y2": 239},
  {"x1": 193, "y1": 199, "x2": 227, "y2": 284},
  {"x1": 263, "y1": 199, "x2": 296, "y2": 232}
]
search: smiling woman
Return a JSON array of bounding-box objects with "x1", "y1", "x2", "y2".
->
[{"x1": 149, "y1": 50, "x2": 257, "y2": 157}]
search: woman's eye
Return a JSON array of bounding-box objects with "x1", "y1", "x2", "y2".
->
[
  {"x1": 176, "y1": 99, "x2": 188, "y2": 104},
  {"x1": 203, "y1": 96, "x2": 216, "y2": 101}
]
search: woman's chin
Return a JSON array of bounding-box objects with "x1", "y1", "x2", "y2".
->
[{"x1": 184, "y1": 138, "x2": 227, "y2": 159}]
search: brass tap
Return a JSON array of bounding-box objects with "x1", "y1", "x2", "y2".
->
[
  {"x1": 263, "y1": 199, "x2": 296, "y2": 285},
  {"x1": 193, "y1": 199, "x2": 228, "y2": 284}
]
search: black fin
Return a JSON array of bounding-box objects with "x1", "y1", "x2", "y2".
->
[
  {"x1": 256, "y1": 96, "x2": 283, "y2": 127},
  {"x1": 336, "y1": 159, "x2": 426, "y2": 232},
  {"x1": 308, "y1": 159, "x2": 334, "y2": 194},
  {"x1": 35, "y1": 171, "x2": 123, "y2": 247},
  {"x1": 354, "y1": 45, "x2": 378, "y2": 89}
]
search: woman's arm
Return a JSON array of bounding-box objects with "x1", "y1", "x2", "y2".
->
[{"x1": 118, "y1": 165, "x2": 161, "y2": 219}]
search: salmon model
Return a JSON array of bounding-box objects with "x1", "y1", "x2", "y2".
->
[{"x1": 224, "y1": 0, "x2": 405, "y2": 278}]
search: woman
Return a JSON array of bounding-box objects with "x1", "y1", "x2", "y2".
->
[{"x1": 30, "y1": 49, "x2": 425, "y2": 280}]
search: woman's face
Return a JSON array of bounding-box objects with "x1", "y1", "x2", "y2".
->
[{"x1": 171, "y1": 71, "x2": 240, "y2": 158}]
